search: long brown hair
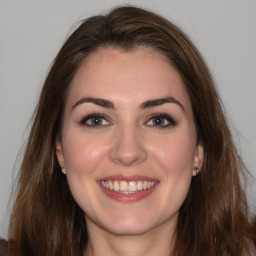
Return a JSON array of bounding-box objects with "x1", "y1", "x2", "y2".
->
[{"x1": 7, "y1": 5, "x2": 255, "y2": 256}]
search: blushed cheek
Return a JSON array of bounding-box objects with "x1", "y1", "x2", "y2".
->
[{"x1": 62, "y1": 133, "x2": 107, "y2": 176}]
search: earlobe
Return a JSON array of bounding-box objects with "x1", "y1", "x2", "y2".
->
[{"x1": 193, "y1": 144, "x2": 204, "y2": 176}]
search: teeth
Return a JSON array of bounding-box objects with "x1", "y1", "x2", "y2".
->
[
  {"x1": 114, "y1": 181, "x2": 119, "y2": 191},
  {"x1": 137, "y1": 181, "x2": 143, "y2": 191},
  {"x1": 128, "y1": 181, "x2": 137, "y2": 192},
  {"x1": 120, "y1": 181, "x2": 128, "y2": 191},
  {"x1": 109, "y1": 181, "x2": 114, "y2": 190},
  {"x1": 105, "y1": 181, "x2": 109, "y2": 189},
  {"x1": 101, "y1": 180, "x2": 156, "y2": 193},
  {"x1": 143, "y1": 181, "x2": 148, "y2": 190}
]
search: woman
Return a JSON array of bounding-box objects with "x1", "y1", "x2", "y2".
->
[{"x1": 1, "y1": 5, "x2": 255, "y2": 256}]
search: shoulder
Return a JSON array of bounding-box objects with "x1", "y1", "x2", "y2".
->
[{"x1": 0, "y1": 239, "x2": 7, "y2": 256}]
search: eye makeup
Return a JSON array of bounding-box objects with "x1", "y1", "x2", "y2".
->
[
  {"x1": 79, "y1": 113, "x2": 110, "y2": 127},
  {"x1": 78, "y1": 112, "x2": 177, "y2": 129},
  {"x1": 145, "y1": 113, "x2": 177, "y2": 128}
]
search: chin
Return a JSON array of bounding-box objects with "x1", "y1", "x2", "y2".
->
[
  {"x1": 96, "y1": 213, "x2": 163, "y2": 236},
  {"x1": 104, "y1": 222, "x2": 154, "y2": 236}
]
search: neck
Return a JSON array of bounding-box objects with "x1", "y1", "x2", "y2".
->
[{"x1": 84, "y1": 220, "x2": 176, "y2": 256}]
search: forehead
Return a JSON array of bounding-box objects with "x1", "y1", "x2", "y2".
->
[{"x1": 66, "y1": 46, "x2": 191, "y2": 111}]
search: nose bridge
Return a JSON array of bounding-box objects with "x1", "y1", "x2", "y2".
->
[{"x1": 109, "y1": 123, "x2": 147, "y2": 166}]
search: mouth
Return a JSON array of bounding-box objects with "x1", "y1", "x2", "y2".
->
[
  {"x1": 100, "y1": 180, "x2": 157, "y2": 193},
  {"x1": 98, "y1": 176, "x2": 159, "y2": 202}
]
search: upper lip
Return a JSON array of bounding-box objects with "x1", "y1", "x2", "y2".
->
[{"x1": 98, "y1": 175, "x2": 158, "y2": 182}]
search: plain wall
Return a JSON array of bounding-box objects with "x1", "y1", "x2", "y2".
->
[{"x1": 0, "y1": 0, "x2": 255, "y2": 238}]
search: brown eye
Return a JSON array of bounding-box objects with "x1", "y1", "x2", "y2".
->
[
  {"x1": 152, "y1": 117, "x2": 166, "y2": 126},
  {"x1": 146, "y1": 114, "x2": 176, "y2": 128}
]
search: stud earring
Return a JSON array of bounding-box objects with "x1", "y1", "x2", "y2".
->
[
  {"x1": 193, "y1": 167, "x2": 200, "y2": 175},
  {"x1": 60, "y1": 165, "x2": 66, "y2": 174}
]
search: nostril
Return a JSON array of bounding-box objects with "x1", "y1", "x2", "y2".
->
[
  {"x1": 108, "y1": 137, "x2": 147, "y2": 166},
  {"x1": 110, "y1": 153, "x2": 143, "y2": 166}
]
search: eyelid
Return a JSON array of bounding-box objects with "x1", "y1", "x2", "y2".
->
[
  {"x1": 145, "y1": 113, "x2": 177, "y2": 128},
  {"x1": 78, "y1": 112, "x2": 176, "y2": 129},
  {"x1": 79, "y1": 113, "x2": 111, "y2": 127}
]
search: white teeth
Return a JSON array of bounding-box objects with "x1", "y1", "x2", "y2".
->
[
  {"x1": 128, "y1": 181, "x2": 137, "y2": 192},
  {"x1": 101, "y1": 180, "x2": 156, "y2": 193},
  {"x1": 120, "y1": 181, "x2": 128, "y2": 191},
  {"x1": 109, "y1": 181, "x2": 114, "y2": 190},
  {"x1": 114, "y1": 181, "x2": 119, "y2": 191},
  {"x1": 137, "y1": 181, "x2": 143, "y2": 191}
]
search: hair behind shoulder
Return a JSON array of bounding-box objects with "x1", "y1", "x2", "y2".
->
[
  {"x1": 7, "y1": 5, "x2": 256, "y2": 256},
  {"x1": 0, "y1": 239, "x2": 7, "y2": 255}
]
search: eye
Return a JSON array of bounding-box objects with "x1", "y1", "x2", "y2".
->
[
  {"x1": 146, "y1": 114, "x2": 176, "y2": 128},
  {"x1": 79, "y1": 114, "x2": 110, "y2": 127}
]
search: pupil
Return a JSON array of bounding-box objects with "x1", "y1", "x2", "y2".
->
[
  {"x1": 93, "y1": 118, "x2": 101, "y2": 125},
  {"x1": 154, "y1": 117, "x2": 162, "y2": 125}
]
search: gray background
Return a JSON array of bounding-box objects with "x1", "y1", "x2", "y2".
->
[{"x1": 1, "y1": 0, "x2": 255, "y2": 238}]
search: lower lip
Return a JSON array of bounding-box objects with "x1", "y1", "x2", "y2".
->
[{"x1": 99, "y1": 183, "x2": 158, "y2": 202}]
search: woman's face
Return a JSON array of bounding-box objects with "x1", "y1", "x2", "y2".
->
[{"x1": 56, "y1": 46, "x2": 203, "y2": 236}]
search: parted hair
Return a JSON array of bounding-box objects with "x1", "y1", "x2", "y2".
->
[{"x1": 6, "y1": 5, "x2": 255, "y2": 256}]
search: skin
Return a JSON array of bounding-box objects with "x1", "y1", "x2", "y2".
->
[{"x1": 56, "y1": 46, "x2": 204, "y2": 256}]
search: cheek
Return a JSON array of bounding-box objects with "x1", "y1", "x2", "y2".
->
[
  {"x1": 148, "y1": 133, "x2": 196, "y2": 207},
  {"x1": 62, "y1": 131, "x2": 109, "y2": 176},
  {"x1": 61, "y1": 131, "x2": 110, "y2": 214},
  {"x1": 149, "y1": 132, "x2": 196, "y2": 173}
]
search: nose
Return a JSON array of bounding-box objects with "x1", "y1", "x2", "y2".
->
[{"x1": 109, "y1": 126, "x2": 147, "y2": 166}]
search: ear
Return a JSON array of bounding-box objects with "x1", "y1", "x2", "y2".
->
[
  {"x1": 192, "y1": 143, "x2": 204, "y2": 176},
  {"x1": 56, "y1": 140, "x2": 65, "y2": 169}
]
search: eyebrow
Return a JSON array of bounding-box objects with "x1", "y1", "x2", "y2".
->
[
  {"x1": 72, "y1": 96, "x2": 184, "y2": 111},
  {"x1": 140, "y1": 97, "x2": 185, "y2": 111},
  {"x1": 72, "y1": 97, "x2": 114, "y2": 110}
]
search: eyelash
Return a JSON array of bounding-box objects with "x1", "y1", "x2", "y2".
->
[
  {"x1": 79, "y1": 113, "x2": 109, "y2": 127},
  {"x1": 146, "y1": 113, "x2": 176, "y2": 128},
  {"x1": 79, "y1": 113, "x2": 176, "y2": 128}
]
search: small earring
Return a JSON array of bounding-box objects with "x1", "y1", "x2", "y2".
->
[
  {"x1": 194, "y1": 167, "x2": 200, "y2": 175},
  {"x1": 60, "y1": 165, "x2": 66, "y2": 174}
]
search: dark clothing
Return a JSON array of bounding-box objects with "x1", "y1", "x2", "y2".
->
[{"x1": 0, "y1": 240, "x2": 7, "y2": 256}]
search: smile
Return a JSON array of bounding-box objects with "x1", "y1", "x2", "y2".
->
[
  {"x1": 101, "y1": 180, "x2": 157, "y2": 193},
  {"x1": 98, "y1": 176, "x2": 159, "y2": 202}
]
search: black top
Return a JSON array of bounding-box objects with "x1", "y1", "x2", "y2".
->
[{"x1": 0, "y1": 240, "x2": 7, "y2": 256}]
